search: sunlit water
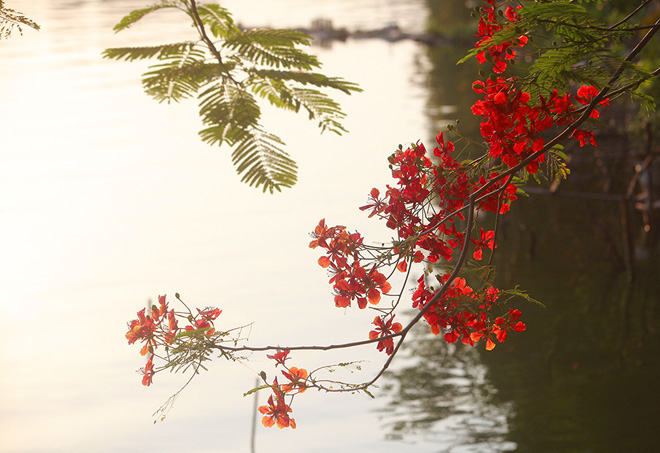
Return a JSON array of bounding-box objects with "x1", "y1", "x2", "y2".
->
[{"x1": 0, "y1": 1, "x2": 508, "y2": 452}]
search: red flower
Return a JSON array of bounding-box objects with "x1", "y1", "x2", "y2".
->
[
  {"x1": 125, "y1": 308, "x2": 158, "y2": 355},
  {"x1": 494, "y1": 308, "x2": 526, "y2": 338},
  {"x1": 184, "y1": 307, "x2": 222, "y2": 335},
  {"x1": 267, "y1": 350, "x2": 290, "y2": 367},
  {"x1": 470, "y1": 327, "x2": 498, "y2": 350},
  {"x1": 167, "y1": 310, "x2": 178, "y2": 334},
  {"x1": 575, "y1": 85, "x2": 610, "y2": 118},
  {"x1": 369, "y1": 315, "x2": 403, "y2": 355},
  {"x1": 198, "y1": 307, "x2": 222, "y2": 321},
  {"x1": 571, "y1": 129, "x2": 597, "y2": 147},
  {"x1": 359, "y1": 188, "x2": 387, "y2": 218},
  {"x1": 470, "y1": 228, "x2": 496, "y2": 260},
  {"x1": 258, "y1": 381, "x2": 296, "y2": 429},
  {"x1": 281, "y1": 367, "x2": 308, "y2": 394},
  {"x1": 141, "y1": 355, "x2": 154, "y2": 386}
]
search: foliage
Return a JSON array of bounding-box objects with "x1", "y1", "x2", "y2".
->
[
  {"x1": 0, "y1": 1, "x2": 39, "y2": 39},
  {"x1": 125, "y1": 0, "x2": 660, "y2": 429},
  {"x1": 103, "y1": 0, "x2": 360, "y2": 193}
]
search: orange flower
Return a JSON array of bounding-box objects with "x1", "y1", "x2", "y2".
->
[
  {"x1": 267, "y1": 350, "x2": 290, "y2": 367},
  {"x1": 258, "y1": 381, "x2": 296, "y2": 429},
  {"x1": 125, "y1": 308, "x2": 158, "y2": 355},
  {"x1": 281, "y1": 367, "x2": 308, "y2": 394},
  {"x1": 369, "y1": 315, "x2": 403, "y2": 355},
  {"x1": 141, "y1": 355, "x2": 154, "y2": 386}
]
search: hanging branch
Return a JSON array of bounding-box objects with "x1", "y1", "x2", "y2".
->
[{"x1": 124, "y1": 0, "x2": 660, "y2": 429}]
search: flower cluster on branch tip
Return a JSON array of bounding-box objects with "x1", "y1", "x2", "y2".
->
[{"x1": 126, "y1": 294, "x2": 223, "y2": 387}]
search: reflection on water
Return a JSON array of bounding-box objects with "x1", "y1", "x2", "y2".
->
[
  {"x1": 486, "y1": 194, "x2": 660, "y2": 452},
  {"x1": 382, "y1": 332, "x2": 516, "y2": 452}
]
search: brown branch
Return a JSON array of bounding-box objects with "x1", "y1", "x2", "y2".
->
[
  {"x1": 610, "y1": 0, "x2": 654, "y2": 30},
  {"x1": 188, "y1": 0, "x2": 225, "y2": 68}
]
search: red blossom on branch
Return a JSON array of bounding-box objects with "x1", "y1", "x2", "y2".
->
[
  {"x1": 141, "y1": 355, "x2": 154, "y2": 386},
  {"x1": 258, "y1": 380, "x2": 296, "y2": 429},
  {"x1": 267, "y1": 350, "x2": 291, "y2": 367},
  {"x1": 470, "y1": 228, "x2": 497, "y2": 260},
  {"x1": 368, "y1": 315, "x2": 403, "y2": 355},
  {"x1": 281, "y1": 367, "x2": 308, "y2": 394}
]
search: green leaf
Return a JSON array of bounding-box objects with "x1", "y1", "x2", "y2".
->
[
  {"x1": 175, "y1": 327, "x2": 212, "y2": 338},
  {"x1": 113, "y1": 1, "x2": 180, "y2": 33},
  {"x1": 199, "y1": 84, "x2": 262, "y2": 134},
  {"x1": 253, "y1": 69, "x2": 361, "y2": 95},
  {"x1": 223, "y1": 29, "x2": 321, "y2": 70},
  {"x1": 194, "y1": 3, "x2": 239, "y2": 39},
  {"x1": 228, "y1": 128, "x2": 298, "y2": 193},
  {"x1": 105, "y1": 0, "x2": 359, "y2": 192},
  {"x1": 290, "y1": 88, "x2": 348, "y2": 134},
  {"x1": 0, "y1": 4, "x2": 40, "y2": 39},
  {"x1": 142, "y1": 47, "x2": 218, "y2": 103},
  {"x1": 520, "y1": 2, "x2": 589, "y2": 22},
  {"x1": 102, "y1": 42, "x2": 195, "y2": 62}
]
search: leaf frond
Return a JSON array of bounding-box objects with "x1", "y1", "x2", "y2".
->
[
  {"x1": 223, "y1": 29, "x2": 321, "y2": 70},
  {"x1": 199, "y1": 83, "x2": 262, "y2": 134},
  {"x1": 253, "y1": 69, "x2": 361, "y2": 95},
  {"x1": 0, "y1": 5, "x2": 39, "y2": 39},
  {"x1": 195, "y1": 3, "x2": 239, "y2": 39},
  {"x1": 102, "y1": 42, "x2": 196, "y2": 62},
  {"x1": 142, "y1": 47, "x2": 220, "y2": 103},
  {"x1": 113, "y1": 1, "x2": 180, "y2": 33}
]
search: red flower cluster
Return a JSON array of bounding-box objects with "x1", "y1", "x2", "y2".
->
[
  {"x1": 310, "y1": 219, "x2": 391, "y2": 309},
  {"x1": 473, "y1": 78, "x2": 609, "y2": 172},
  {"x1": 125, "y1": 295, "x2": 176, "y2": 358},
  {"x1": 125, "y1": 295, "x2": 223, "y2": 386},
  {"x1": 471, "y1": 1, "x2": 609, "y2": 169},
  {"x1": 413, "y1": 277, "x2": 525, "y2": 350},
  {"x1": 475, "y1": 1, "x2": 528, "y2": 73},
  {"x1": 315, "y1": 128, "x2": 527, "y2": 353},
  {"x1": 258, "y1": 350, "x2": 310, "y2": 429},
  {"x1": 258, "y1": 381, "x2": 296, "y2": 429},
  {"x1": 369, "y1": 315, "x2": 403, "y2": 355}
]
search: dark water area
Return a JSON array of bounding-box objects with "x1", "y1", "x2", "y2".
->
[
  {"x1": 380, "y1": 1, "x2": 660, "y2": 451},
  {"x1": 487, "y1": 194, "x2": 660, "y2": 452}
]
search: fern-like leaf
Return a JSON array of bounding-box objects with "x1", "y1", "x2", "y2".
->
[
  {"x1": 290, "y1": 88, "x2": 349, "y2": 134},
  {"x1": 106, "y1": 0, "x2": 359, "y2": 192},
  {"x1": 253, "y1": 69, "x2": 361, "y2": 95},
  {"x1": 141, "y1": 45, "x2": 222, "y2": 103},
  {"x1": 223, "y1": 29, "x2": 321, "y2": 70},
  {"x1": 102, "y1": 42, "x2": 195, "y2": 62},
  {"x1": 0, "y1": 3, "x2": 40, "y2": 39},
  {"x1": 193, "y1": 3, "x2": 238, "y2": 39},
  {"x1": 113, "y1": 1, "x2": 180, "y2": 33},
  {"x1": 231, "y1": 129, "x2": 297, "y2": 193},
  {"x1": 198, "y1": 83, "x2": 262, "y2": 136}
]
